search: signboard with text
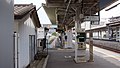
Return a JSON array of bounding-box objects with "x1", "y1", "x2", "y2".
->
[
  {"x1": 37, "y1": 27, "x2": 45, "y2": 39},
  {"x1": 84, "y1": 16, "x2": 100, "y2": 21},
  {"x1": 84, "y1": 16, "x2": 100, "y2": 25}
]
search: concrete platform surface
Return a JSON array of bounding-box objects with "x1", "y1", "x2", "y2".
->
[{"x1": 46, "y1": 48, "x2": 120, "y2": 68}]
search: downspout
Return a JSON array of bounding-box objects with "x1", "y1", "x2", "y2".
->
[{"x1": 13, "y1": 32, "x2": 15, "y2": 68}]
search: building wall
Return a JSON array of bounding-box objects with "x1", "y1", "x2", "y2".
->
[
  {"x1": 18, "y1": 17, "x2": 35, "y2": 68},
  {"x1": 0, "y1": 0, "x2": 14, "y2": 68}
]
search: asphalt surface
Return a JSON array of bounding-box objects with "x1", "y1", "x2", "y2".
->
[{"x1": 46, "y1": 48, "x2": 120, "y2": 68}]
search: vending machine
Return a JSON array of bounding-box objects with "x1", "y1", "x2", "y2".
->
[
  {"x1": 77, "y1": 32, "x2": 86, "y2": 49},
  {"x1": 74, "y1": 32, "x2": 86, "y2": 63}
]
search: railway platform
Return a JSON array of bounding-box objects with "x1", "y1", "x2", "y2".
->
[{"x1": 46, "y1": 45, "x2": 120, "y2": 68}]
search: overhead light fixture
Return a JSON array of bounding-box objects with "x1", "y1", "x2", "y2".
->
[{"x1": 105, "y1": 3, "x2": 120, "y2": 11}]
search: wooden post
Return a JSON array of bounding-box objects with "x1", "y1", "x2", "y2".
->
[{"x1": 88, "y1": 23, "x2": 94, "y2": 62}]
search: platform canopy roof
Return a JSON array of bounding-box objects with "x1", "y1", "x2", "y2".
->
[{"x1": 44, "y1": 0, "x2": 118, "y2": 30}]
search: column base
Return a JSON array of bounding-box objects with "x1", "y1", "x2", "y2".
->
[
  {"x1": 87, "y1": 59, "x2": 94, "y2": 62},
  {"x1": 74, "y1": 56, "x2": 86, "y2": 63}
]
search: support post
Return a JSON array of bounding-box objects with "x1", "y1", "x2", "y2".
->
[
  {"x1": 88, "y1": 22, "x2": 94, "y2": 62},
  {"x1": 61, "y1": 32, "x2": 64, "y2": 48},
  {"x1": 74, "y1": 7, "x2": 80, "y2": 62},
  {"x1": 74, "y1": 7, "x2": 86, "y2": 63},
  {"x1": 65, "y1": 25, "x2": 68, "y2": 48},
  {"x1": 119, "y1": 27, "x2": 120, "y2": 42},
  {"x1": 98, "y1": 31, "x2": 99, "y2": 39}
]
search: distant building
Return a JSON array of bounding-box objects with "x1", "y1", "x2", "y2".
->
[
  {"x1": 86, "y1": 16, "x2": 120, "y2": 42},
  {"x1": 85, "y1": 0, "x2": 120, "y2": 41}
]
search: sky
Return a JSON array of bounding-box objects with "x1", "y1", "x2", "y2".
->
[
  {"x1": 14, "y1": 0, "x2": 52, "y2": 24},
  {"x1": 100, "y1": 0, "x2": 120, "y2": 19}
]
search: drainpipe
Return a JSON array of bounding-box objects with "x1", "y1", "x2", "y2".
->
[
  {"x1": 13, "y1": 32, "x2": 15, "y2": 68},
  {"x1": 13, "y1": 32, "x2": 19, "y2": 68}
]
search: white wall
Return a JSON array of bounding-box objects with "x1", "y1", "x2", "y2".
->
[
  {"x1": 0, "y1": 0, "x2": 14, "y2": 68},
  {"x1": 17, "y1": 17, "x2": 35, "y2": 68}
]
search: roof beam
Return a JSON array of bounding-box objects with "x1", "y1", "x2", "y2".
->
[
  {"x1": 46, "y1": 3, "x2": 94, "y2": 7},
  {"x1": 64, "y1": 0, "x2": 69, "y2": 3},
  {"x1": 85, "y1": 2, "x2": 99, "y2": 14},
  {"x1": 105, "y1": 3, "x2": 120, "y2": 11},
  {"x1": 56, "y1": 11, "x2": 75, "y2": 15},
  {"x1": 62, "y1": 0, "x2": 72, "y2": 23},
  {"x1": 56, "y1": 8, "x2": 74, "y2": 12}
]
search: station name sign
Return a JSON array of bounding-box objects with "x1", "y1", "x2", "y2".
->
[
  {"x1": 84, "y1": 15, "x2": 100, "y2": 25},
  {"x1": 84, "y1": 16, "x2": 100, "y2": 21}
]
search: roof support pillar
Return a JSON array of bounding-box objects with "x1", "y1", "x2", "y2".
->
[
  {"x1": 88, "y1": 25, "x2": 94, "y2": 62},
  {"x1": 88, "y1": 8, "x2": 94, "y2": 62},
  {"x1": 74, "y1": 7, "x2": 86, "y2": 63}
]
